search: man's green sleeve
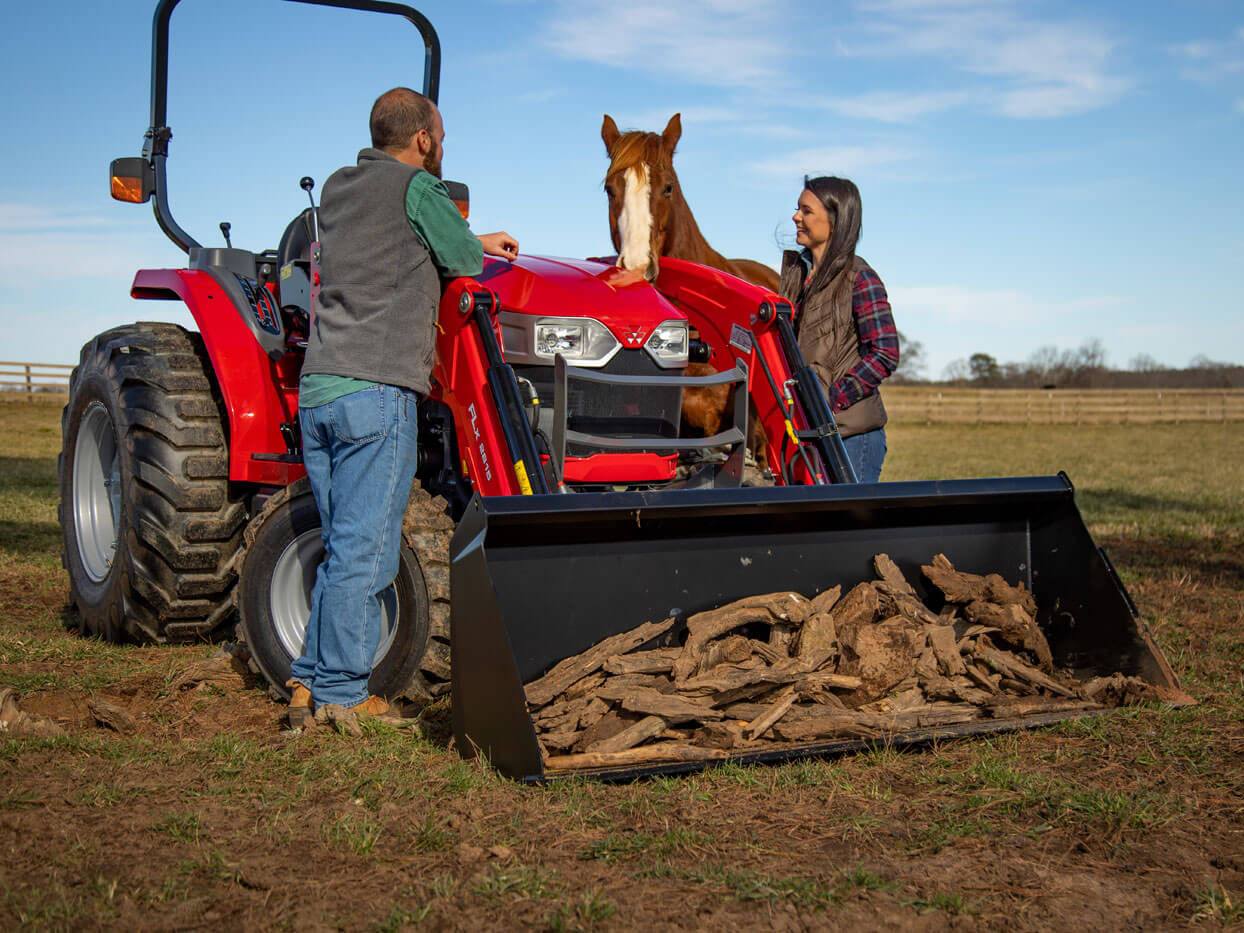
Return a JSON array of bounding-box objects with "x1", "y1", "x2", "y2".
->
[{"x1": 405, "y1": 172, "x2": 484, "y2": 278}]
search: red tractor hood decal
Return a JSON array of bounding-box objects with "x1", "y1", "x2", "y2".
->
[{"x1": 477, "y1": 256, "x2": 681, "y2": 346}]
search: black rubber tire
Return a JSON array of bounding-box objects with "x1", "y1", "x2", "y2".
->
[
  {"x1": 235, "y1": 479, "x2": 432, "y2": 702},
  {"x1": 58, "y1": 323, "x2": 245, "y2": 642}
]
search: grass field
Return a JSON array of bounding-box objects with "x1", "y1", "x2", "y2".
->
[{"x1": 1, "y1": 397, "x2": 1241, "y2": 929}]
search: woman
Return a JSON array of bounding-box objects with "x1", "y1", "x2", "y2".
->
[{"x1": 780, "y1": 176, "x2": 899, "y2": 482}]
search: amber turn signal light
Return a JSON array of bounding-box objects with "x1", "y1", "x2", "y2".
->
[{"x1": 109, "y1": 157, "x2": 154, "y2": 204}]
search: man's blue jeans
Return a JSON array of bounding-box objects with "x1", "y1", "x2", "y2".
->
[
  {"x1": 290, "y1": 384, "x2": 419, "y2": 708},
  {"x1": 842, "y1": 427, "x2": 887, "y2": 484}
]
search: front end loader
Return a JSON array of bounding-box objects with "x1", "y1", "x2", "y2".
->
[{"x1": 63, "y1": 0, "x2": 1181, "y2": 781}]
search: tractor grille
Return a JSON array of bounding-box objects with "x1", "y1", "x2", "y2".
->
[{"x1": 514, "y1": 350, "x2": 683, "y2": 451}]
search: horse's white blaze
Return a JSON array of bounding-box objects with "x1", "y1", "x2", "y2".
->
[{"x1": 617, "y1": 163, "x2": 652, "y2": 273}]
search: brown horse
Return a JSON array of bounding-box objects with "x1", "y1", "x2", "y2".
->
[
  {"x1": 601, "y1": 113, "x2": 777, "y2": 450},
  {"x1": 601, "y1": 113, "x2": 779, "y2": 290}
]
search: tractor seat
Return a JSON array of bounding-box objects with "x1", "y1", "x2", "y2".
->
[
  {"x1": 276, "y1": 207, "x2": 316, "y2": 316},
  {"x1": 278, "y1": 207, "x2": 315, "y2": 270}
]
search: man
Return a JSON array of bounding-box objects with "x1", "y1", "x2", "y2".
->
[{"x1": 287, "y1": 87, "x2": 519, "y2": 728}]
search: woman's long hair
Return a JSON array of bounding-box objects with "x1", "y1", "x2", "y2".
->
[{"x1": 802, "y1": 176, "x2": 862, "y2": 300}]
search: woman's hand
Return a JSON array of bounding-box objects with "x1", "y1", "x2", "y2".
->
[{"x1": 479, "y1": 232, "x2": 519, "y2": 261}]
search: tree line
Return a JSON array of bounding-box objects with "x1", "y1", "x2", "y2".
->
[{"x1": 892, "y1": 333, "x2": 1244, "y2": 389}]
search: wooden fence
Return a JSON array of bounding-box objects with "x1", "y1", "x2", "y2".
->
[
  {"x1": 883, "y1": 386, "x2": 1244, "y2": 425},
  {"x1": 3, "y1": 360, "x2": 1243, "y2": 424},
  {"x1": 0, "y1": 361, "x2": 72, "y2": 400}
]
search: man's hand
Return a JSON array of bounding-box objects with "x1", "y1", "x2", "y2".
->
[{"x1": 479, "y1": 232, "x2": 519, "y2": 261}]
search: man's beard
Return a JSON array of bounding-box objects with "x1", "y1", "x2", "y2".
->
[{"x1": 425, "y1": 147, "x2": 443, "y2": 179}]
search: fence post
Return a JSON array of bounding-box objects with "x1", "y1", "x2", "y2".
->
[{"x1": 24, "y1": 364, "x2": 32, "y2": 402}]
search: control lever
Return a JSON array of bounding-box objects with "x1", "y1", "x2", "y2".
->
[
  {"x1": 300, "y1": 177, "x2": 319, "y2": 241},
  {"x1": 219, "y1": 222, "x2": 232, "y2": 248}
]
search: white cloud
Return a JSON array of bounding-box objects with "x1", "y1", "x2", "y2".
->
[
  {"x1": 0, "y1": 203, "x2": 115, "y2": 233},
  {"x1": 542, "y1": 0, "x2": 788, "y2": 89},
  {"x1": 890, "y1": 283, "x2": 1122, "y2": 326},
  {"x1": 851, "y1": 0, "x2": 1130, "y2": 118},
  {"x1": 819, "y1": 90, "x2": 972, "y2": 123},
  {"x1": 749, "y1": 145, "x2": 915, "y2": 178}
]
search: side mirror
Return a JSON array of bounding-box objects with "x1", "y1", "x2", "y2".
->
[
  {"x1": 110, "y1": 157, "x2": 154, "y2": 203},
  {"x1": 443, "y1": 180, "x2": 470, "y2": 220}
]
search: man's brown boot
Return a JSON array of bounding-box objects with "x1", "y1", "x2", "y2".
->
[
  {"x1": 314, "y1": 695, "x2": 414, "y2": 736},
  {"x1": 286, "y1": 679, "x2": 313, "y2": 729}
]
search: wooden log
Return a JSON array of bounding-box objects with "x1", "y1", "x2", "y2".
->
[
  {"x1": 835, "y1": 616, "x2": 921, "y2": 703},
  {"x1": 698, "y1": 635, "x2": 753, "y2": 673},
  {"x1": 796, "y1": 671, "x2": 863, "y2": 691},
  {"x1": 873, "y1": 554, "x2": 916, "y2": 596},
  {"x1": 694, "y1": 720, "x2": 750, "y2": 750},
  {"x1": 540, "y1": 731, "x2": 583, "y2": 751},
  {"x1": 672, "y1": 592, "x2": 813, "y2": 681},
  {"x1": 602, "y1": 672, "x2": 678, "y2": 692},
  {"x1": 1080, "y1": 674, "x2": 1196, "y2": 708},
  {"x1": 680, "y1": 659, "x2": 803, "y2": 697},
  {"x1": 546, "y1": 743, "x2": 731, "y2": 771},
  {"x1": 573, "y1": 710, "x2": 642, "y2": 752},
  {"x1": 578, "y1": 697, "x2": 611, "y2": 731},
  {"x1": 927, "y1": 624, "x2": 967, "y2": 676},
  {"x1": 773, "y1": 711, "x2": 882, "y2": 742},
  {"x1": 922, "y1": 553, "x2": 1037, "y2": 615},
  {"x1": 794, "y1": 611, "x2": 837, "y2": 670},
  {"x1": 602, "y1": 648, "x2": 681, "y2": 676},
  {"x1": 973, "y1": 640, "x2": 1075, "y2": 697},
  {"x1": 533, "y1": 695, "x2": 590, "y2": 723},
  {"x1": 525, "y1": 617, "x2": 676, "y2": 706},
  {"x1": 742, "y1": 686, "x2": 797, "y2": 739},
  {"x1": 984, "y1": 696, "x2": 1101, "y2": 719},
  {"x1": 604, "y1": 687, "x2": 725, "y2": 724},
  {"x1": 768, "y1": 623, "x2": 796, "y2": 653},
  {"x1": 875, "y1": 582, "x2": 942, "y2": 627},
  {"x1": 587, "y1": 715, "x2": 668, "y2": 754},
  {"x1": 964, "y1": 662, "x2": 1001, "y2": 695},
  {"x1": 809, "y1": 584, "x2": 842, "y2": 615},
  {"x1": 562, "y1": 671, "x2": 607, "y2": 701},
  {"x1": 963, "y1": 600, "x2": 1054, "y2": 672},
  {"x1": 832, "y1": 582, "x2": 881, "y2": 628}
]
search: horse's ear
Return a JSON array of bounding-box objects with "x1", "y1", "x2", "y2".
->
[
  {"x1": 662, "y1": 113, "x2": 682, "y2": 153},
  {"x1": 601, "y1": 115, "x2": 621, "y2": 154}
]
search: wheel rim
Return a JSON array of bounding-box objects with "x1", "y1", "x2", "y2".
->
[
  {"x1": 269, "y1": 528, "x2": 399, "y2": 664},
  {"x1": 73, "y1": 402, "x2": 121, "y2": 583}
]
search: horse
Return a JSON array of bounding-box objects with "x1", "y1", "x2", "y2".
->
[{"x1": 601, "y1": 113, "x2": 778, "y2": 456}]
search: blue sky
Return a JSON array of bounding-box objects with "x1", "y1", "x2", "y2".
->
[{"x1": 1, "y1": 0, "x2": 1241, "y2": 377}]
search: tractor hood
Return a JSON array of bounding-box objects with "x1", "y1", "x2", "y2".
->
[{"x1": 476, "y1": 256, "x2": 684, "y2": 349}]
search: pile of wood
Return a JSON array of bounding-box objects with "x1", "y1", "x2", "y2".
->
[{"x1": 523, "y1": 554, "x2": 1189, "y2": 773}]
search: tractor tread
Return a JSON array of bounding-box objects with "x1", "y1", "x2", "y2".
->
[{"x1": 60, "y1": 322, "x2": 245, "y2": 644}]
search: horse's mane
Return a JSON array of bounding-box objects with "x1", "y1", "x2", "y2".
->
[{"x1": 605, "y1": 131, "x2": 671, "y2": 177}]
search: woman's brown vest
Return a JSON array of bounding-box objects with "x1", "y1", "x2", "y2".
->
[{"x1": 779, "y1": 251, "x2": 887, "y2": 438}]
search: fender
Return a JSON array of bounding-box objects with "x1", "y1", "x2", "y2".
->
[{"x1": 131, "y1": 267, "x2": 305, "y2": 487}]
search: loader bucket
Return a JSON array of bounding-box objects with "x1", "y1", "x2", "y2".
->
[{"x1": 449, "y1": 475, "x2": 1178, "y2": 782}]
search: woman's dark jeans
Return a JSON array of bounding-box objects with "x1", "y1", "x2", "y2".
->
[{"x1": 842, "y1": 427, "x2": 887, "y2": 483}]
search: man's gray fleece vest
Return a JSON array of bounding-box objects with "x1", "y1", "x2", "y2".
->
[{"x1": 303, "y1": 148, "x2": 440, "y2": 395}]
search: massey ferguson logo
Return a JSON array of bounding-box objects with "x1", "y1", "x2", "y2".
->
[{"x1": 623, "y1": 329, "x2": 645, "y2": 347}]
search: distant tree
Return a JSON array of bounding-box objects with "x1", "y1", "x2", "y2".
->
[
  {"x1": 892, "y1": 330, "x2": 926, "y2": 382},
  {"x1": 942, "y1": 358, "x2": 970, "y2": 383},
  {"x1": 1189, "y1": 354, "x2": 1232, "y2": 370},
  {"x1": 1074, "y1": 338, "x2": 1108, "y2": 371},
  {"x1": 1128, "y1": 353, "x2": 1165, "y2": 372},
  {"x1": 968, "y1": 352, "x2": 1001, "y2": 384}
]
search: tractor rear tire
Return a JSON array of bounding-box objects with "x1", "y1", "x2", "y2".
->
[
  {"x1": 59, "y1": 323, "x2": 245, "y2": 642},
  {"x1": 236, "y1": 479, "x2": 439, "y2": 702}
]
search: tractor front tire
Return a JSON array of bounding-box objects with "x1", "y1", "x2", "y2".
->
[
  {"x1": 235, "y1": 479, "x2": 433, "y2": 701},
  {"x1": 59, "y1": 323, "x2": 245, "y2": 642}
]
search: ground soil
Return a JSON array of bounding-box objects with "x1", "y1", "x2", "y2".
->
[{"x1": 1, "y1": 402, "x2": 1241, "y2": 929}]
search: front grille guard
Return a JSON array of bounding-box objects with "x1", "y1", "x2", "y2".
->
[{"x1": 551, "y1": 354, "x2": 749, "y2": 488}]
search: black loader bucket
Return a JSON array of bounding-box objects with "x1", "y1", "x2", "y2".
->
[{"x1": 449, "y1": 475, "x2": 1179, "y2": 782}]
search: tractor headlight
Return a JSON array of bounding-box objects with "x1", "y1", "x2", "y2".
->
[
  {"x1": 533, "y1": 318, "x2": 620, "y2": 365},
  {"x1": 644, "y1": 320, "x2": 689, "y2": 368}
]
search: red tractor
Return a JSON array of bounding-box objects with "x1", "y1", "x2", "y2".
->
[
  {"x1": 63, "y1": 0, "x2": 856, "y2": 699},
  {"x1": 63, "y1": 0, "x2": 1173, "y2": 779}
]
